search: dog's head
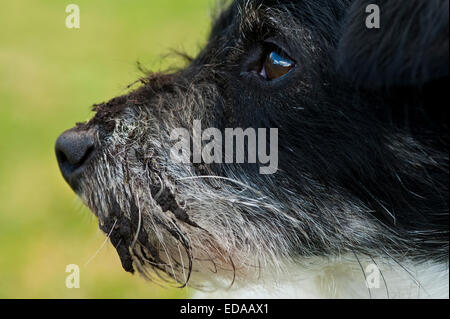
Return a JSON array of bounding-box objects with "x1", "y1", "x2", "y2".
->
[{"x1": 56, "y1": 0, "x2": 448, "y2": 290}]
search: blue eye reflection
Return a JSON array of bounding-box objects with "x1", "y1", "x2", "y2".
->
[
  {"x1": 270, "y1": 52, "x2": 294, "y2": 68},
  {"x1": 261, "y1": 50, "x2": 295, "y2": 80}
]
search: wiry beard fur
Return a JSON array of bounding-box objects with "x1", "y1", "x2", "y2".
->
[
  {"x1": 59, "y1": 0, "x2": 449, "y2": 297},
  {"x1": 77, "y1": 74, "x2": 447, "y2": 294}
]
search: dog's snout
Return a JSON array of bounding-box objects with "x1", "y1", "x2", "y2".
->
[{"x1": 55, "y1": 129, "x2": 95, "y2": 190}]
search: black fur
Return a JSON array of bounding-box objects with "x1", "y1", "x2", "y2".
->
[
  {"x1": 191, "y1": 0, "x2": 449, "y2": 262},
  {"x1": 57, "y1": 0, "x2": 449, "y2": 284}
]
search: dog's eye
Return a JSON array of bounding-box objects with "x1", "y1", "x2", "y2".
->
[{"x1": 259, "y1": 51, "x2": 295, "y2": 81}]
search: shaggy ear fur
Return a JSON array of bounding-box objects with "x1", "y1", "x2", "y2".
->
[{"x1": 336, "y1": 0, "x2": 449, "y2": 88}]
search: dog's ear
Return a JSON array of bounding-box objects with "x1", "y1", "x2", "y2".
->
[{"x1": 336, "y1": 0, "x2": 449, "y2": 88}]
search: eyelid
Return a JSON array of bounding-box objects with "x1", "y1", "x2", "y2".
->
[
  {"x1": 262, "y1": 38, "x2": 296, "y2": 62},
  {"x1": 239, "y1": 41, "x2": 297, "y2": 83}
]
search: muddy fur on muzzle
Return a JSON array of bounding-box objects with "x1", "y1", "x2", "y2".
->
[{"x1": 57, "y1": 0, "x2": 449, "y2": 297}]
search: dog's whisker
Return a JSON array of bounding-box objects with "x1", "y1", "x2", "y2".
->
[
  {"x1": 386, "y1": 253, "x2": 432, "y2": 298},
  {"x1": 369, "y1": 255, "x2": 390, "y2": 299},
  {"x1": 85, "y1": 218, "x2": 117, "y2": 267},
  {"x1": 130, "y1": 194, "x2": 142, "y2": 249},
  {"x1": 352, "y1": 250, "x2": 372, "y2": 299},
  {"x1": 148, "y1": 217, "x2": 178, "y2": 283},
  {"x1": 177, "y1": 243, "x2": 188, "y2": 287}
]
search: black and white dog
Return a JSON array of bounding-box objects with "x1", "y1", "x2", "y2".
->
[{"x1": 56, "y1": 0, "x2": 449, "y2": 298}]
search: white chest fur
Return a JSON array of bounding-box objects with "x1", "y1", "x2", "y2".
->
[{"x1": 193, "y1": 257, "x2": 449, "y2": 299}]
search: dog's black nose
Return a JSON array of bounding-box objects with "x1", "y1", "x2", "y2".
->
[{"x1": 55, "y1": 129, "x2": 95, "y2": 190}]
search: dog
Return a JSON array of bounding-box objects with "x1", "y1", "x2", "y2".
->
[{"x1": 56, "y1": 0, "x2": 449, "y2": 298}]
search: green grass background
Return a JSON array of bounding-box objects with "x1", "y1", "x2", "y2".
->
[{"x1": 0, "y1": 0, "x2": 212, "y2": 298}]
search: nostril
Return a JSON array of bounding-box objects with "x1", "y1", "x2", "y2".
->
[
  {"x1": 55, "y1": 129, "x2": 96, "y2": 187},
  {"x1": 56, "y1": 149, "x2": 69, "y2": 168},
  {"x1": 77, "y1": 145, "x2": 95, "y2": 168}
]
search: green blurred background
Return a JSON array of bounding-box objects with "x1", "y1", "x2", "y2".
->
[{"x1": 0, "y1": 0, "x2": 212, "y2": 298}]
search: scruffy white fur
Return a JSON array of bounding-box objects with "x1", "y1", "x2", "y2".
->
[{"x1": 194, "y1": 258, "x2": 449, "y2": 299}]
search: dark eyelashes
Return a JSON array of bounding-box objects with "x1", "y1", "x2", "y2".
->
[{"x1": 246, "y1": 42, "x2": 296, "y2": 81}]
